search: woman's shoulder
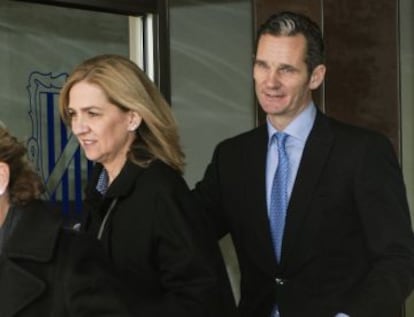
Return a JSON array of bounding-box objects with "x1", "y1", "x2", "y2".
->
[
  {"x1": 105, "y1": 159, "x2": 190, "y2": 203},
  {"x1": 131, "y1": 159, "x2": 186, "y2": 186},
  {"x1": 122, "y1": 160, "x2": 190, "y2": 201}
]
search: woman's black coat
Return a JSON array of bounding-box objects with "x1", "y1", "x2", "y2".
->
[{"x1": 82, "y1": 160, "x2": 237, "y2": 317}]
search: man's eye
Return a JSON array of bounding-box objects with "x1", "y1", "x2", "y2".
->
[
  {"x1": 255, "y1": 62, "x2": 267, "y2": 69},
  {"x1": 280, "y1": 67, "x2": 295, "y2": 73}
]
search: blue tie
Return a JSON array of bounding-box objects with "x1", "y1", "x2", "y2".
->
[{"x1": 269, "y1": 132, "x2": 289, "y2": 263}]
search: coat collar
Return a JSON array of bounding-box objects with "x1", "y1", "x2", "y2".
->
[
  {"x1": 243, "y1": 125, "x2": 279, "y2": 274},
  {"x1": 88, "y1": 160, "x2": 147, "y2": 200},
  {"x1": 0, "y1": 256, "x2": 46, "y2": 317},
  {"x1": 4, "y1": 201, "x2": 62, "y2": 261}
]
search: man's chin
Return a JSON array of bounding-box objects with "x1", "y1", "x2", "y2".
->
[{"x1": 259, "y1": 104, "x2": 286, "y2": 116}]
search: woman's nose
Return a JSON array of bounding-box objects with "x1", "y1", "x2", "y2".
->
[{"x1": 71, "y1": 117, "x2": 88, "y2": 135}]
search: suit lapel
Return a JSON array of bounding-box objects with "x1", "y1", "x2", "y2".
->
[
  {"x1": 281, "y1": 112, "x2": 334, "y2": 269},
  {"x1": 244, "y1": 126, "x2": 279, "y2": 274},
  {"x1": 0, "y1": 257, "x2": 45, "y2": 317}
]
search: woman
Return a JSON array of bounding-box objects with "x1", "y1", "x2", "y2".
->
[
  {"x1": 58, "y1": 54, "x2": 236, "y2": 316},
  {"x1": 0, "y1": 125, "x2": 130, "y2": 317}
]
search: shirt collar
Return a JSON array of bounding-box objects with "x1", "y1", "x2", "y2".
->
[{"x1": 267, "y1": 102, "x2": 316, "y2": 145}]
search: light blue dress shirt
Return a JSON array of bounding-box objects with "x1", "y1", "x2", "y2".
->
[{"x1": 266, "y1": 102, "x2": 316, "y2": 214}]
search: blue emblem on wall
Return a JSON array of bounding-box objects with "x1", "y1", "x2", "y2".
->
[{"x1": 26, "y1": 71, "x2": 92, "y2": 221}]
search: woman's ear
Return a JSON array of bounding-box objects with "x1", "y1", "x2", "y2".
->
[
  {"x1": 128, "y1": 111, "x2": 143, "y2": 132},
  {"x1": 309, "y1": 64, "x2": 326, "y2": 90},
  {"x1": 0, "y1": 162, "x2": 10, "y2": 195}
]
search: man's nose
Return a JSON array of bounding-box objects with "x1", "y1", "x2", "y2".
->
[{"x1": 264, "y1": 69, "x2": 281, "y2": 88}]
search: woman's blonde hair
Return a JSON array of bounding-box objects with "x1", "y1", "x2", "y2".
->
[
  {"x1": 0, "y1": 126, "x2": 44, "y2": 205},
  {"x1": 59, "y1": 54, "x2": 185, "y2": 173}
]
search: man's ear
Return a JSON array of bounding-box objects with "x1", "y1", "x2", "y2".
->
[
  {"x1": 0, "y1": 162, "x2": 10, "y2": 195},
  {"x1": 309, "y1": 64, "x2": 326, "y2": 90}
]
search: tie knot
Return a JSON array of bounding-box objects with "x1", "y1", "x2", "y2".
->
[{"x1": 273, "y1": 132, "x2": 288, "y2": 148}]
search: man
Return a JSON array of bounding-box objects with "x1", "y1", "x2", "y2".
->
[{"x1": 193, "y1": 11, "x2": 414, "y2": 317}]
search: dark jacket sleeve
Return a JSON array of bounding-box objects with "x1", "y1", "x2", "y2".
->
[
  {"x1": 343, "y1": 133, "x2": 414, "y2": 316},
  {"x1": 193, "y1": 142, "x2": 231, "y2": 240},
  {"x1": 128, "y1": 172, "x2": 226, "y2": 317},
  {"x1": 157, "y1": 177, "x2": 237, "y2": 317}
]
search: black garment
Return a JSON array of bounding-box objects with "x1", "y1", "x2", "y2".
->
[
  {"x1": 0, "y1": 200, "x2": 131, "y2": 317},
  {"x1": 0, "y1": 206, "x2": 21, "y2": 254},
  {"x1": 82, "y1": 159, "x2": 237, "y2": 317}
]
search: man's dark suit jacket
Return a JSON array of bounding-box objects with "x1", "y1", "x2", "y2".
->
[
  {"x1": 194, "y1": 111, "x2": 414, "y2": 317},
  {"x1": 0, "y1": 200, "x2": 130, "y2": 317}
]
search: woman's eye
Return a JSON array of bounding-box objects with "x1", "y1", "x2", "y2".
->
[{"x1": 88, "y1": 111, "x2": 99, "y2": 117}]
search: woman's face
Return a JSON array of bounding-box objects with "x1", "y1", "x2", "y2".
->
[{"x1": 67, "y1": 81, "x2": 138, "y2": 173}]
